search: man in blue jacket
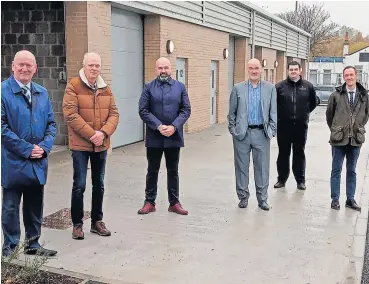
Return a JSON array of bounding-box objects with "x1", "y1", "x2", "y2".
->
[
  {"x1": 138, "y1": 57, "x2": 191, "y2": 215},
  {"x1": 1, "y1": 50, "x2": 57, "y2": 257}
]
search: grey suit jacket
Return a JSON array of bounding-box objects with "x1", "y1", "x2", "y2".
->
[{"x1": 227, "y1": 80, "x2": 277, "y2": 141}]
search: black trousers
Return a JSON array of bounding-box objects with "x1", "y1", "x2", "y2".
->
[
  {"x1": 276, "y1": 121, "x2": 308, "y2": 184},
  {"x1": 145, "y1": 147, "x2": 180, "y2": 206}
]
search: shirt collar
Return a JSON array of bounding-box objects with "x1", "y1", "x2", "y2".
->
[
  {"x1": 14, "y1": 78, "x2": 31, "y2": 90},
  {"x1": 347, "y1": 87, "x2": 356, "y2": 93},
  {"x1": 248, "y1": 80, "x2": 261, "y2": 88}
]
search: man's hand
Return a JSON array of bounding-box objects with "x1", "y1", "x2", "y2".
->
[
  {"x1": 30, "y1": 145, "x2": 44, "y2": 159},
  {"x1": 159, "y1": 125, "x2": 168, "y2": 136},
  {"x1": 162, "y1": 125, "x2": 176, "y2": 137},
  {"x1": 90, "y1": 131, "x2": 105, "y2": 146}
]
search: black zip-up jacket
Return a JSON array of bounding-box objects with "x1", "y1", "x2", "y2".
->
[{"x1": 276, "y1": 76, "x2": 317, "y2": 123}]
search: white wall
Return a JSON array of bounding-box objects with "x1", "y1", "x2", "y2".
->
[
  {"x1": 344, "y1": 47, "x2": 369, "y2": 89},
  {"x1": 308, "y1": 62, "x2": 343, "y2": 86}
]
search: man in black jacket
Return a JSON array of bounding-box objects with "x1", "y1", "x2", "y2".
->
[{"x1": 274, "y1": 61, "x2": 317, "y2": 190}]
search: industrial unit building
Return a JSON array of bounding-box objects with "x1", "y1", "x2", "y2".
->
[{"x1": 1, "y1": 1, "x2": 311, "y2": 147}]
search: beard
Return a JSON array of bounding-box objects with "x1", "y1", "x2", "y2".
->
[{"x1": 158, "y1": 73, "x2": 170, "y2": 82}]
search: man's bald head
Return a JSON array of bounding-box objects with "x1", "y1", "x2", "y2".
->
[
  {"x1": 247, "y1": 58, "x2": 262, "y2": 82},
  {"x1": 82, "y1": 52, "x2": 102, "y2": 84},
  {"x1": 155, "y1": 57, "x2": 172, "y2": 80},
  {"x1": 12, "y1": 50, "x2": 37, "y2": 84}
]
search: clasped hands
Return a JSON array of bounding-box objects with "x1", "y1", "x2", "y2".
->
[
  {"x1": 90, "y1": 131, "x2": 105, "y2": 146},
  {"x1": 30, "y1": 145, "x2": 44, "y2": 159},
  {"x1": 159, "y1": 125, "x2": 176, "y2": 137}
]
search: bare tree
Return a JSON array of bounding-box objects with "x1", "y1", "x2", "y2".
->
[{"x1": 277, "y1": 3, "x2": 339, "y2": 57}]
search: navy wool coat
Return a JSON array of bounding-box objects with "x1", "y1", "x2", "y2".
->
[{"x1": 138, "y1": 78, "x2": 191, "y2": 148}]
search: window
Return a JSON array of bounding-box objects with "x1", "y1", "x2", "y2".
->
[
  {"x1": 310, "y1": 70, "x2": 318, "y2": 85},
  {"x1": 264, "y1": 69, "x2": 268, "y2": 81},
  {"x1": 336, "y1": 73, "x2": 342, "y2": 85},
  {"x1": 355, "y1": 65, "x2": 363, "y2": 83},
  {"x1": 323, "y1": 69, "x2": 331, "y2": 85}
]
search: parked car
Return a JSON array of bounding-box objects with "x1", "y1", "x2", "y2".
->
[{"x1": 315, "y1": 85, "x2": 336, "y2": 105}]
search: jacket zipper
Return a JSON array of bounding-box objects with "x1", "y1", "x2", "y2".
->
[{"x1": 293, "y1": 84, "x2": 296, "y2": 120}]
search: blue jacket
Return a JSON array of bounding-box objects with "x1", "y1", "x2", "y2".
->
[
  {"x1": 1, "y1": 76, "x2": 57, "y2": 188},
  {"x1": 138, "y1": 78, "x2": 191, "y2": 148}
]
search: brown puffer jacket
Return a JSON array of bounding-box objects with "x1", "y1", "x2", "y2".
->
[{"x1": 62, "y1": 69, "x2": 119, "y2": 152}]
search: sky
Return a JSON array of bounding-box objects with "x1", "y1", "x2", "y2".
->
[{"x1": 250, "y1": 1, "x2": 369, "y2": 36}]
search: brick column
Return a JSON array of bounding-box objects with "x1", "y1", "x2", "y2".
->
[
  {"x1": 276, "y1": 51, "x2": 287, "y2": 82},
  {"x1": 144, "y1": 15, "x2": 161, "y2": 83},
  {"x1": 234, "y1": 37, "x2": 248, "y2": 83},
  {"x1": 301, "y1": 59, "x2": 307, "y2": 79},
  {"x1": 65, "y1": 1, "x2": 111, "y2": 83}
]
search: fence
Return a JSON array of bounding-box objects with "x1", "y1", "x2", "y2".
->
[{"x1": 307, "y1": 71, "x2": 369, "y2": 90}]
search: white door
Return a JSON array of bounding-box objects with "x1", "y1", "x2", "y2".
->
[
  {"x1": 210, "y1": 61, "x2": 217, "y2": 125},
  {"x1": 111, "y1": 8, "x2": 144, "y2": 148},
  {"x1": 176, "y1": 58, "x2": 186, "y2": 86}
]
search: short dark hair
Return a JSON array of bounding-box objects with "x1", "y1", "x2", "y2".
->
[
  {"x1": 343, "y1": 66, "x2": 357, "y2": 75},
  {"x1": 287, "y1": 61, "x2": 301, "y2": 69}
]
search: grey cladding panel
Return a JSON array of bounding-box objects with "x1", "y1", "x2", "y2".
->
[{"x1": 204, "y1": 2, "x2": 252, "y2": 37}]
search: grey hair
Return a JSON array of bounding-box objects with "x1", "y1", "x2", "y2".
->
[{"x1": 82, "y1": 52, "x2": 101, "y2": 65}]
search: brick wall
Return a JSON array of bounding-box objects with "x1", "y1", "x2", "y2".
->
[
  {"x1": 234, "y1": 37, "x2": 248, "y2": 84},
  {"x1": 144, "y1": 15, "x2": 160, "y2": 83},
  {"x1": 261, "y1": 47, "x2": 277, "y2": 84},
  {"x1": 144, "y1": 16, "x2": 229, "y2": 132},
  {"x1": 1, "y1": 1, "x2": 67, "y2": 145},
  {"x1": 276, "y1": 51, "x2": 287, "y2": 83},
  {"x1": 87, "y1": 1, "x2": 111, "y2": 85},
  {"x1": 65, "y1": 1, "x2": 111, "y2": 83}
]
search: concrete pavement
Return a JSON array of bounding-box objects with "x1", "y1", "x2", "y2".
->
[{"x1": 35, "y1": 106, "x2": 369, "y2": 284}]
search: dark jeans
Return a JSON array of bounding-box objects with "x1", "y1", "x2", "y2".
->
[
  {"x1": 71, "y1": 150, "x2": 107, "y2": 226},
  {"x1": 145, "y1": 147, "x2": 180, "y2": 206},
  {"x1": 330, "y1": 145, "x2": 361, "y2": 201},
  {"x1": 276, "y1": 121, "x2": 308, "y2": 183},
  {"x1": 2, "y1": 185, "x2": 44, "y2": 255}
]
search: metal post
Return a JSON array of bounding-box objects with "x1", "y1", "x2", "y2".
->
[{"x1": 251, "y1": 10, "x2": 256, "y2": 58}]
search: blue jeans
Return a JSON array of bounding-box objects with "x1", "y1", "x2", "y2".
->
[
  {"x1": 2, "y1": 185, "x2": 44, "y2": 255},
  {"x1": 71, "y1": 150, "x2": 107, "y2": 226},
  {"x1": 330, "y1": 145, "x2": 361, "y2": 201}
]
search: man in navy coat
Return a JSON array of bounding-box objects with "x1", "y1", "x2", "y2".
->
[
  {"x1": 1, "y1": 50, "x2": 57, "y2": 257},
  {"x1": 138, "y1": 57, "x2": 191, "y2": 215}
]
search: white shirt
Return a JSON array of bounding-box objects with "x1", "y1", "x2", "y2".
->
[
  {"x1": 14, "y1": 78, "x2": 31, "y2": 103},
  {"x1": 347, "y1": 87, "x2": 356, "y2": 103}
]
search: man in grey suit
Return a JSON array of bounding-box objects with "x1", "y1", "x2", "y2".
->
[{"x1": 228, "y1": 58, "x2": 277, "y2": 211}]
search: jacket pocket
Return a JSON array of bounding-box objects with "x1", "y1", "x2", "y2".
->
[
  {"x1": 355, "y1": 127, "x2": 366, "y2": 144},
  {"x1": 330, "y1": 126, "x2": 344, "y2": 142}
]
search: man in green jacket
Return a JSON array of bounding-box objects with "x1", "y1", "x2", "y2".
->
[{"x1": 326, "y1": 66, "x2": 369, "y2": 211}]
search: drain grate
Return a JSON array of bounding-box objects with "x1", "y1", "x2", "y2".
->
[
  {"x1": 85, "y1": 281, "x2": 107, "y2": 284},
  {"x1": 42, "y1": 208, "x2": 91, "y2": 230}
]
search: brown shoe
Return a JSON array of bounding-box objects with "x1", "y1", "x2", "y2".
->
[
  {"x1": 72, "y1": 225, "x2": 84, "y2": 240},
  {"x1": 168, "y1": 203, "x2": 188, "y2": 215},
  {"x1": 137, "y1": 202, "x2": 156, "y2": 214},
  {"x1": 90, "y1": 221, "x2": 111, "y2": 236}
]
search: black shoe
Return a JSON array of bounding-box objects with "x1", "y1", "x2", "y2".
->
[
  {"x1": 274, "y1": 181, "x2": 285, "y2": 188},
  {"x1": 297, "y1": 183, "x2": 306, "y2": 190},
  {"x1": 24, "y1": 247, "x2": 57, "y2": 257},
  {"x1": 258, "y1": 201, "x2": 270, "y2": 211},
  {"x1": 238, "y1": 199, "x2": 248, "y2": 208},
  {"x1": 331, "y1": 200, "x2": 340, "y2": 210},
  {"x1": 345, "y1": 200, "x2": 361, "y2": 212}
]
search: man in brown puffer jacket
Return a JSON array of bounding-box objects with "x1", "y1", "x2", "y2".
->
[
  {"x1": 63, "y1": 52, "x2": 119, "y2": 240},
  {"x1": 326, "y1": 65, "x2": 369, "y2": 212}
]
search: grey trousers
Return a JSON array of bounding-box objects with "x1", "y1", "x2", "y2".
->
[{"x1": 233, "y1": 128, "x2": 270, "y2": 203}]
